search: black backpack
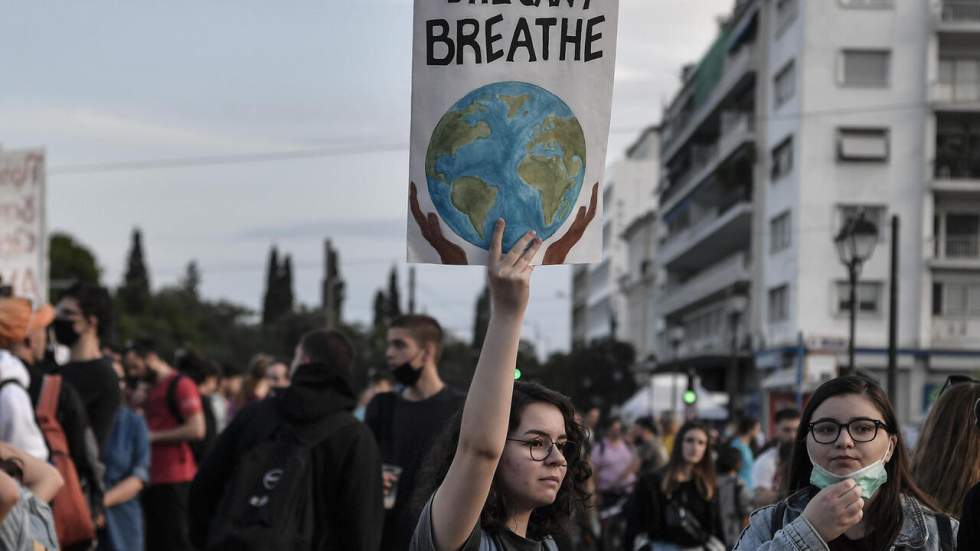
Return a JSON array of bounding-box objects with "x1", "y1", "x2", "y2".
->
[{"x1": 205, "y1": 411, "x2": 356, "y2": 551}]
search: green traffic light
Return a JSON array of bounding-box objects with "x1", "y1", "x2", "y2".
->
[
  {"x1": 682, "y1": 389, "x2": 697, "y2": 405},
  {"x1": 514, "y1": 369, "x2": 522, "y2": 380}
]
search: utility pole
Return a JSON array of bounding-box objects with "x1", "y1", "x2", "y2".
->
[
  {"x1": 887, "y1": 216, "x2": 900, "y2": 404},
  {"x1": 408, "y1": 266, "x2": 416, "y2": 314}
]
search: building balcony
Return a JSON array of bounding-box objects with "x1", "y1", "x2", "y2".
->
[
  {"x1": 936, "y1": 1, "x2": 980, "y2": 32},
  {"x1": 662, "y1": 46, "x2": 757, "y2": 162},
  {"x1": 661, "y1": 111, "x2": 755, "y2": 210},
  {"x1": 931, "y1": 81, "x2": 980, "y2": 111},
  {"x1": 932, "y1": 317, "x2": 980, "y2": 347},
  {"x1": 660, "y1": 201, "x2": 753, "y2": 271},
  {"x1": 931, "y1": 236, "x2": 980, "y2": 269},
  {"x1": 657, "y1": 252, "x2": 750, "y2": 317},
  {"x1": 933, "y1": 156, "x2": 980, "y2": 193}
]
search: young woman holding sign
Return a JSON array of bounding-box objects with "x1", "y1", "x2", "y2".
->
[
  {"x1": 409, "y1": 220, "x2": 591, "y2": 551},
  {"x1": 734, "y1": 375, "x2": 958, "y2": 551}
]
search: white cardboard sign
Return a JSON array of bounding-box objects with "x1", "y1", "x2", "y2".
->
[
  {"x1": 0, "y1": 149, "x2": 46, "y2": 304},
  {"x1": 407, "y1": 0, "x2": 618, "y2": 265}
]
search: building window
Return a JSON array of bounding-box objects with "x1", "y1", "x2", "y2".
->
[
  {"x1": 774, "y1": 61, "x2": 796, "y2": 108},
  {"x1": 835, "y1": 281, "x2": 884, "y2": 316},
  {"x1": 770, "y1": 211, "x2": 792, "y2": 253},
  {"x1": 837, "y1": 205, "x2": 887, "y2": 242},
  {"x1": 775, "y1": 0, "x2": 799, "y2": 35},
  {"x1": 933, "y1": 282, "x2": 980, "y2": 316},
  {"x1": 837, "y1": 128, "x2": 889, "y2": 161},
  {"x1": 771, "y1": 136, "x2": 794, "y2": 181},
  {"x1": 938, "y1": 58, "x2": 980, "y2": 103},
  {"x1": 839, "y1": 0, "x2": 894, "y2": 8},
  {"x1": 840, "y1": 49, "x2": 890, "y2": 87},
  {"x1": 769, "y1": 285, "x2": 789, "y2": 323},
  {"x1": 945, "y1": 213, "x2": 980, "y2": 258}
]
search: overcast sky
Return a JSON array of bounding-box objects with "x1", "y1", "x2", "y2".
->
[{"x1": 0, "y1": 0, "x2": 731, "y2": 356}]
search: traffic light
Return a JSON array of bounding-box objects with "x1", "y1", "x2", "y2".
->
[
  {"x1": 682, "y1": 373, "x2": 698, "y2": 405},
  {"x1": 514, "y1": 368, "x2": 523, "y2": 380}
]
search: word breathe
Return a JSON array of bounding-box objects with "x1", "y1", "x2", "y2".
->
[{"x1": 427, "y1": 15, "x2": 606, "y2": 65}]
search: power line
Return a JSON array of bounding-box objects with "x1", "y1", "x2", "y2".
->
[{"x1": 44, "y1": 98, "x2": 964, "y2": 175}]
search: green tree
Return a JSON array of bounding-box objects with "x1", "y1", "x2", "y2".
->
[
  {"x1": 118, "y1": 228, "x2": 151, "y2": 313},
  {"x1": 531, "y1": 338, "x2": 637, "y2": 411},
  {"x1": 48, "y1": 232, "x2": 101, "y2": 300},
  {"x1": 262, "y1": 247, "x2": 280, "y2": 324},
  {"x1": 181, "y1": 260, "x2": 201, "y2": 298},
  {"x1": 386, "y1": 267, "x2": 401, "y2": 320}
]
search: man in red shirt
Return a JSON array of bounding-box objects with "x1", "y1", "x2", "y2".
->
[{"x1": 125, "y1": 340, "x2": 204, "y2": 551}]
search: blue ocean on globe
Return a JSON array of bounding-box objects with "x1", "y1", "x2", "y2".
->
[{"x1": 425, "y1": 81, "x2": 587, "y2": 251}]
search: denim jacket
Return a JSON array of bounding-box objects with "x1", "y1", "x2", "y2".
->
[{"x1": 734, "y1": 487, "x2": 958, "y2": 551}]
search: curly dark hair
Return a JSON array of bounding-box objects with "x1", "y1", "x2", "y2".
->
[{"x1": 412, "y1": 381, "x2": 592, "y2": 540}]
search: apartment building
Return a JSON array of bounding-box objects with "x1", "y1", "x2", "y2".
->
[
  {"x1": 654, "y1": 0, "x2": 980, "y2": 423},
  {"x1": 571, "y1": 127, "x2": 661, "y2": 349}
]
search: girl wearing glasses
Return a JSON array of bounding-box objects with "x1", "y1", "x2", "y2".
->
[
  {"x1": 735, "y1": 375, "x2": 958, "y2": 551},
  {"x1": 623, "y1": 421, "x2": 725, "y2": 551},
  {"x1": 409, "y1": 221, "x2": 590, "y2": 551}
]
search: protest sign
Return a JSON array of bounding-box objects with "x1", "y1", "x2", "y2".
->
[
  {"x1": 0, "y1": 149, "x2": 46, "y2": 304},
  {"x1": 407, "y1": 0, "x2": 618, "y2": 265}
]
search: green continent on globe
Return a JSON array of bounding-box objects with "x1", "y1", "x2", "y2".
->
[
  {"x1": 518, "y1": 115, "x2": 587, "y2": 226},
  {"x1": 450, "y1": 176, "x2": 498, "y2": 239},
  {"x1": 426, "y1": 103, "x2": 491, "y2": 183},
  {"x1": 499, "y1": 94, "x2": 530, "y2": 119}
]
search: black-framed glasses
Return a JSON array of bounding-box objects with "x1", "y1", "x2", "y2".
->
[
  {"x1": 506, "y1": 437, "x2": 577, "y2": 462},
  {"x1": 808, "y1": 418, "x2": 889, "y2": 445},
  {"x1": 939, "y1": 375, "x2": 979, "y2": 397}
]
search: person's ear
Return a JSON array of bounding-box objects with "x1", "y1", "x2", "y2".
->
[{"x1": 886, "y1": 434, "x2": 897, "y2": 462}]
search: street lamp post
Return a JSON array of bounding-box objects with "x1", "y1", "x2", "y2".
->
[
  {"x1": 834, "y1": 211, "x2": 879, "y2": 376},
  {"x1": 668, "y1": 326, "x2": 686, "y2": 413}
]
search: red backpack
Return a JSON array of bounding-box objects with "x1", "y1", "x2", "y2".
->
[{"x1": 35, "y1": 375, "x2": 96, "y2": 547}]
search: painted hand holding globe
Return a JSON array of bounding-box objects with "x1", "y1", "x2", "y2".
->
[{"x1": 410, "y1": 181, "x2": 597, "y2": 265}]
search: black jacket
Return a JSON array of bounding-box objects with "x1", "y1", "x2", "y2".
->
[{"x1": 188, "y1": 362, "x2": 383, "y2": 551}]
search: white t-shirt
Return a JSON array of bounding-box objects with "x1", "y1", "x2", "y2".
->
[
  {"x1": 751, "y1": 447, "x2": 778, "y2": 492},
  {"x1": 0, "y1": 351, "x2": 47, "y2": 461}
]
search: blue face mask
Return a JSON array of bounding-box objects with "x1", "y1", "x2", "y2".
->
[{"x1": 809, "y1": 444, "x2": 892, "y2": 499}]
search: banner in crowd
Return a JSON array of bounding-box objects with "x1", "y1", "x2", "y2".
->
[
  {"x1": 407, "y1": 0, "x2": 619, "y2": 265},
  {"x1": 0, "y1": 149, "x2": 47, "y2": 304}
]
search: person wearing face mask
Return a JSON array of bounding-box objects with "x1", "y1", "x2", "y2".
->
[
  {"x1": 624, "y1": 421, "x2": 725, "y2": 551},
  {"x1": 365, "y1": 313, "x2": 465, "y2": 551},
  {"x1": 734, "y1": 374, "x2": 957, "y2": 551},
  {"x1": 53, "y1": 282, "x2": 121, "y2": 450}
]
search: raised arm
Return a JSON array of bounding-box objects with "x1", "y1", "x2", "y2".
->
[{"x1": 429, "y1": 220, "x2": 541, "y2": 551}]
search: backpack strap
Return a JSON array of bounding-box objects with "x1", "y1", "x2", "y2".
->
[
  {"x1": 936, "y1": 513, "x2": 953, "y2": 551},
  {"x1": 166, "y1": 374, "x2": 186, "y2": 424},
  {"x1": 771, "y1": 500, "x2": 787, "y2": 533},
  {"x1": 36, "y1": 374, "x2": 62, "y2": 420},
  {"x1": 0, "y1": 378, "x2": 24, "y2": 392}
]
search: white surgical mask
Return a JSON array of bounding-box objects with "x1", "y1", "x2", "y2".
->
[{"x1": 808, "y1": 444, "x2": 892, "y2": 499}]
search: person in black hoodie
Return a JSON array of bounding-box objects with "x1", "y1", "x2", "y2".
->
[{"x1": 187, "y1": 329, "x2": 384, "y2": 551}]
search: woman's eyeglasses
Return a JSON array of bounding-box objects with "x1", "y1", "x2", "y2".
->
[
  {"x1": 808, "y1": 418, "x2": 889, "y2": 445},
  {"x1": 506, "y1": 437, "x2": 577, "y2": 462}
]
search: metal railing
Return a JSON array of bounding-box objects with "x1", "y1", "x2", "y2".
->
[
  {"x1": 934, "y1": 156, "x2": 980, "y2": 179},
  {"x1": 945, "y1": 236, "x2": 980, "y2": 258},
  {"x1": 941, "y1": 1, "x2": 980, "y2": 22}
]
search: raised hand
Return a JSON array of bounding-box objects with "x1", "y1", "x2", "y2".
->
[
  {"x1": 801, "y1": 479, "x2": 865, "y2": 543},
  {"x1": 543, "y1": 182, "x2": 599, "y2": 265},
  {"x1": 409, "y1": 181, "x2": 468, "y2": 265},
  {"x1": 487, "y1": 219, "x2": 541, "y2": 317}
]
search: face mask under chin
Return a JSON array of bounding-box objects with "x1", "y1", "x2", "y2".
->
[{"x1": 808, "y1": 444, "x2": 892, "y2": 500}]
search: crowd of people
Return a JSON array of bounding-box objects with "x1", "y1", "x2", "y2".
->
[{"x1": 0, "y1": 223, "x2": 978, "y2": 550}]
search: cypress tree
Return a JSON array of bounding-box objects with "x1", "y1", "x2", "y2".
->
[{"x1": 119, "y1": 228, "x2": 151, "y2": 313}]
